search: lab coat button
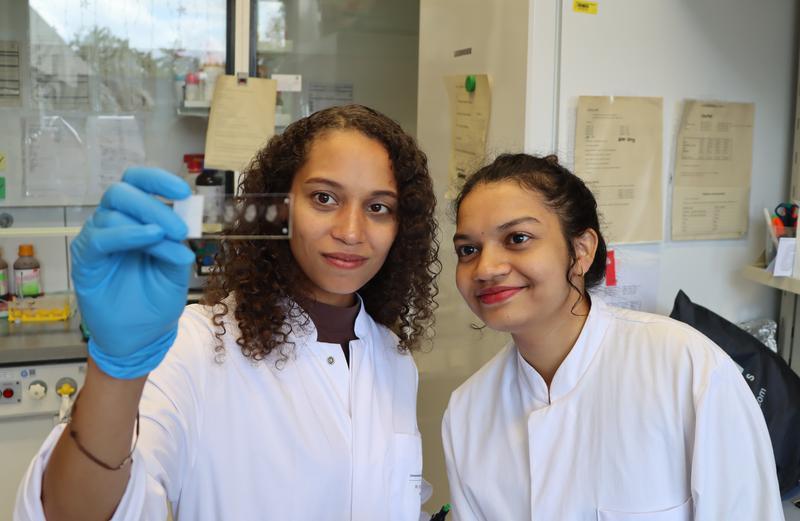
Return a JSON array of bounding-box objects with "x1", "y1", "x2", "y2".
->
[{"x1": 327, "y1": 356, "x2": 335, "y2": 365}]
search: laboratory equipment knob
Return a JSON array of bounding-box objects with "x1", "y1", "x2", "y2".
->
[
  {"x1": 55, "y1": 377, "x2": 78, "y2": 397},
  {"x1": 28, "y1": 381, "x2": 47, "y2": 400},
  {"x1": 0, "y1": 213, "x2": 13, "y2": 228}
]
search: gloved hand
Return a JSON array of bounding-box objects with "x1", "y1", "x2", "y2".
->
[{"x1": 71, "y1": 167, "x2": 195, "y2": 379}]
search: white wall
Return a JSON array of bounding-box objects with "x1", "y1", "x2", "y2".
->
[
  {"x1": 417, "y1": 0, "x2": 798, "y2": 510},
  {"x1": 527, "y1": 0, "x2": 798, "y2": 321},
  {"x1": 415, "y1": 0, "x2": 530, "y2": 510}
]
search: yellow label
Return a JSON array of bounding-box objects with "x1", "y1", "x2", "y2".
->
[
  {"x1": 0, "y1": 153, "x2": 5, "y2": 172},
  {"x1": 573, "y1": 0, "x2": 598, "y2": 14}
]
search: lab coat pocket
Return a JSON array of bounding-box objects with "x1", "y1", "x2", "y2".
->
[
  {"x1": 597, "y1": 497, "x2": 692, "y2": 521},
  {"x1": 390, "y1": 433, "x2": 423, "y2": 521}
]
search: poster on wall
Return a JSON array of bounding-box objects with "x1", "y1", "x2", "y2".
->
[
  {"x1": 670, "y1": 100, "x2": 755, "y2": 241},
  {"x1": 444, "y1": 74, "x2": 491, "y2": 199},
  {"x1": 0, "y1": 41, "x2": 21, "y2": 107},
  {"x1": 574, "y1": 96, "x2": 663, "y2": 244}
]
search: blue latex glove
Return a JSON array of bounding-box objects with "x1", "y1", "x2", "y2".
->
[{"x1": 71, "y1": 167, "x2": 195, "y2": 379}]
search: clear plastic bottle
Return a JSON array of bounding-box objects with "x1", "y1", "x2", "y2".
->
[
  {"x1": 196, "y1": 169, "x2": 225, "y2": 224},
  {"x1": 0, "y1": 248, "x2": 9, "y2": 299},
  {"x1": 14, "y1": 244, "x2": 42, "y2": 298},
  {"x1": 203, "y1": 63, "x2": 224, "y2": 101}
]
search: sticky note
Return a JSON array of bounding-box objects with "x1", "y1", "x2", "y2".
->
[
  {"x1": 173, "y1": 195, "x2": 204, "y2": 238},
  {"x1": 573, "y1": 0, "x2": 598, "y2": 14},
  {"x1": 0, "y1": 177, "x2": 6, "y2": 200},
  {"x1": 272, "y1": 74, "x2": 302, "y2": 92},
  {"x1": 0, "y1": 153, "x2": 6, "y2": 171}
]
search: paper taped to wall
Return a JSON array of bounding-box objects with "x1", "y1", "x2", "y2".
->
[
  {"x1": 591, "y1": 247, "x2": 660, "y2": 312},
  {"x1": 204, "y1": 75, "x2": 277, "y2": 172},
  {"x1": 23, "y1": 116, "x2": 89, "y2": 199},
  {"x1": 445, "y1": 74, "x2": 491, "y2": 199},
  {"x1": 86, "y1": 115, "x2": 145, "y2": 192},
  {"x1": 671, "y1": 100, "x2": 754, "y2": 241},
  {"x1": 574, "y1": 96, "x2": 663, "y2": 244}
]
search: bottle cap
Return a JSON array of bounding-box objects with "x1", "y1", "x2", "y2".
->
[
  {"x1": 187, "y1": 159, "x2": 203, "y2": 173},
  {"x1": 19, "y1": 244, "x2": 34, "y2": 256}
]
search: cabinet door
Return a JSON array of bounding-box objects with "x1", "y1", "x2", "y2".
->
[
  {"x1": 252, "y1": 0, "x2": 419, "y2": 135},
  {"x1": 0, "y1": 0, "x2": 231, "y2": 207}
]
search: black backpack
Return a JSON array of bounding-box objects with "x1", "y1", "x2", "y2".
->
[{"x1": 670, "y1": 290, "x2": 800, "y2": 495}]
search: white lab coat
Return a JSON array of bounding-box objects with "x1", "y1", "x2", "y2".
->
[
  {"x1": 442, "y1": 297, "x2": 784, "y2": 521},
  {"x1": 16, "y1": 299, "x2": 423, "y2": 521}
]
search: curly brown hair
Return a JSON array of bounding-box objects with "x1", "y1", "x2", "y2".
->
[{"x1": 202, "y1": 105, "x2": 440, "y2": 362}]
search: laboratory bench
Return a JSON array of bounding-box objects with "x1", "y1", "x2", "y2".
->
[
  {"x1": 0, "y1": 314, "x2": 87, "y2": 518},
  {"x1": 0, "y1": 314, "x2": 87, "y2": 366}
]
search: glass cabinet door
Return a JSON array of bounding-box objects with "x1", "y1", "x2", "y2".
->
[
  {"x1": 0, "y1": 0, "x2": 231, "y2": 207},
  {"x1": 0, "y1": 0, "x2": 231, "y2": 296},
  {"x1": 253, "y1": 0, "x2": 419, "y2": 135}
]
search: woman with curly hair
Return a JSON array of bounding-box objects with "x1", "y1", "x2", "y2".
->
[{"x1": 16, "y1": 105, "x2": 439, "y2": 521}]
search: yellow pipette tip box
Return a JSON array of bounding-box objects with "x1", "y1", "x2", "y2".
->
[{"x1": 7, "y1": 293, "x2": 74, "y2": 322}]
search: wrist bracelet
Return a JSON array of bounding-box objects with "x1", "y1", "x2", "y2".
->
[{"x1": 66, "y1": 398, "x2": 140, "y2": 471}]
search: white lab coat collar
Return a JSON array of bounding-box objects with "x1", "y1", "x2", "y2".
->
[
  {"x1": 515, "y1": 296, "x2": 611, "y2": 407},
  {"x1": 352, "y1": 294, "x2": 373, "y2": 340},
  {"x1": 210, "y1": 293, "x2": 379, "y2": 362}
]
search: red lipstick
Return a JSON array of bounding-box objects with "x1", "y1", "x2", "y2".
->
[{"x1": 476, "y1": 286, "x2": 525, "y2": 305}]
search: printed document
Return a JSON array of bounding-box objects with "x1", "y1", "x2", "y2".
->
[
  {"x1": 574, "y1": 96, "x2": 663, "y2": 244},
  {"x1": 671, "y1": 100, "x2": 754, "y2": 240}
]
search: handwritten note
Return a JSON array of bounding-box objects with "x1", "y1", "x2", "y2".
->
[
  {"x1": 87, "y1": 115, "x2": 145, "y2": 192},
  {"x1": 204, "y1": 75, "x2": 277, "y2": 172},
  {"x1": 445, "y1": 74, "x2": 492, "y2": 198}
]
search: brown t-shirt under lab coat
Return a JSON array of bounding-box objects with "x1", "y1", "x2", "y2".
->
[{"x1": 301, "y1": 299, "x2": 360, "y2": 366}]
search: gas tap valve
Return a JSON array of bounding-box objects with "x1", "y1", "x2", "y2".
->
[
  {"x1": 28, "y1": 380, "x2": 47, "y2": 400},
  {"x1": 55, "y1": 377, "x2": 78, "y2": 422}
]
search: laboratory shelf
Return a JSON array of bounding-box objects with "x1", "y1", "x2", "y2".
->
[
  {"x1": 741, "y1": 264, "x2": 800, "y2": 295},
  {"x1": 176, "y1": 105, "x2": 210, "y2": 118},
  {"x1": 0, "y1": 226, "x2": 80, "y2": 238}
]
